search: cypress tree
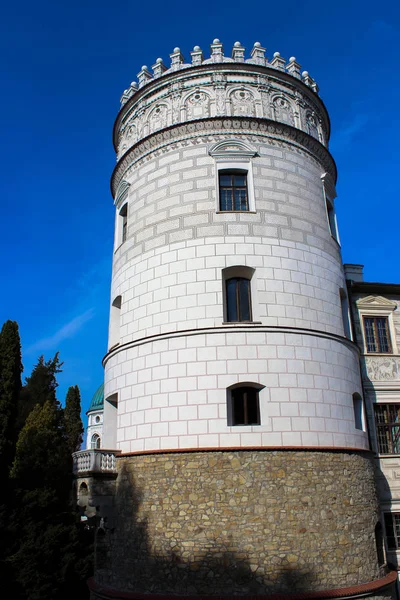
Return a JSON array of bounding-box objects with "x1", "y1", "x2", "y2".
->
[
  {"x1": 64, "y1": 385, "x2": 84, "y2": 455},
  {"x1": 10, "y1": 399, "x2": 80, "y2": 599}
]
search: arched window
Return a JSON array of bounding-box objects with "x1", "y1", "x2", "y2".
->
[
  {"x1": 227, "y1": 383, "x2": 264, "y2": 426},
  {"x1": 91, "y1": 434, "x2": 101, "y2": 449}
]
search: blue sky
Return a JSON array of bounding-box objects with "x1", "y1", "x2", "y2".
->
[{"x1": 1, "y1": 0, "x2": 399, "y2": 418}]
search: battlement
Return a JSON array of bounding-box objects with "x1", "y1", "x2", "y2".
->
[{"x1": 120, "y1": 39, "x2": 319, "y2": 105}]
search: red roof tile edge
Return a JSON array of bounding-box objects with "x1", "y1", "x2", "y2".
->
[{"x1": 88, "y1": 570, "x2": 397, "y2": 600}]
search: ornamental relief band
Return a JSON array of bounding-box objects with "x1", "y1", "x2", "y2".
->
[
  {"x1": 363, "y1": 357, "x2": 400, "y2": 381},
  {"x1": 117, "y1": 79, "x2": 326, "y2": 158},
  {"x1": 112, "y1": 117, "x2": 336, "y2": 197}
]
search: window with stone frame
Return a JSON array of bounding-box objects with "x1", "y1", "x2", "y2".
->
[
  {"x1": 384, "y1": 512, "x2": 400, "y2": 550},
  {"x1": 228, "y1": 386, "x2": 261, "y2": 426},
  {"x1": 363, "y1": 316, "x2": 392, "y2": 353},
  {"x1": 374, "y1": 404, "x2": 400, "y2": 454},
  {"x1": 219, "y1": 170, "x2": 249, "y2": 211}
]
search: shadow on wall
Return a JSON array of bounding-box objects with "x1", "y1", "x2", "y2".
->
[{"x1": 95, "y1": 463, "x2": 318, "y2": 595}]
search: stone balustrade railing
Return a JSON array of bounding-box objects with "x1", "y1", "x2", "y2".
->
[{"x1": 72, "y1": 449, "x2": 121, "y2": 475}]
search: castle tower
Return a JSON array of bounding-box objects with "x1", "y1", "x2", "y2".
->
[{"x1": 91, "y1": 39, "x2": 396, "y2": 599}]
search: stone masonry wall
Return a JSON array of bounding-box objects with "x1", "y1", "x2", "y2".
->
[{"x1": 95, "y1": 450, "x2": 381, "y2": 595}]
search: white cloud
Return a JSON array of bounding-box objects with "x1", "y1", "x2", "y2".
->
[
  {"x1": 26, "y1": 308, "x2": 95, "y2": 355},
  {"x1": 330, "y1": 114, "x2": 369, "y2": 153}
]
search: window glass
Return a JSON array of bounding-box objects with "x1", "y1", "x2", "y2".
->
[
  {"x1": 384, "y1": 513, "x2": 400, "y2": 550},
  {"x1": 219, "y1": 170, "x2": 248, "y2": 211},
  {"x1": 352, "y1": 394, "x2": 363, "y2": 430},
  {"x1": 364, "y1": 317, "x2": 391, "y2": 353},
  {"x1": 374, "y1": 404, "x2": 400, "y2": 454},
  {"x1": 226, "y1": 277, "x2": 251, "y2": 322}
]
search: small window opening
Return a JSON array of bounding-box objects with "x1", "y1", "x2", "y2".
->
[
  {"x1": 227, "y1": 385, "x2": 261, "y2": 426},
  {"x1": 352, "y1": 393, "x2": 364, "y2": 430},
  {"x1": 95, "y1": 415, "x2": 100, "y2": 424},
  {"x1": 326, "y1": 198, "x2": 339, "y2": 242},
  {"x1": 120, "y1": 204, "x2": 128, "y2": 243},
  {"x1": 340, "y1": 288, "x2": 351, "y2": 339},
  {"x1": 219, "y1": 170, "x2": 249, "y2": 211},
  {"x1": 109, "y1": 295, "x2": 122, "y2": 350}
]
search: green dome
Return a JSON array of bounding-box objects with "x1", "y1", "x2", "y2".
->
[{"x1": 88, "y1": 383, "x2": 104, "y2": 412}]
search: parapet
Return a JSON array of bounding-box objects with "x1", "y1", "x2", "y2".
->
[{"x1": 119, "y1": 39, "x2": 319, "y2": 106}]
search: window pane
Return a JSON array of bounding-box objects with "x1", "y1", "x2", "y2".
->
[
  {"x1": 238, "y1": 279, "x2": 251, "y2": 321},
  {"x1": 364, "y1": 318, "x2": 377, "y2": 352},
  {"x1": 385, "y1": 513, "x2": 396, "y2": 550},
  {"x1": 220, "y1": 174, "x2": 232, "y2": 187},
  {"x1": 234, "y1": 189, "x2": 248, "y2": 211},
  {"x1": 377, "y1": 318, "x2": 390, "y2": 352},
  {"x1": 220, "y1": 189, "x2": 232, "y2": 211},
  {"x1": 233, "y1": 174, "x2": 246, "y2": 186},
  {"x1": 226, "y1": 279, "x2": 238, "y2": 322}
]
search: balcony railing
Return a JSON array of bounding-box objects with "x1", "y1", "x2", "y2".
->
[{"x1": 72, "y1": 449, "x2": 121, "y2": 475}]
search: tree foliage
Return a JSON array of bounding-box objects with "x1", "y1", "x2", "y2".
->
[
  {"x1": 65, "y1": 385, "x2": 84, "y2": 454},
  {"x1": 0, "y1": 320, "x2": 22, "y2": 472},
  {"x1": 0, "y1": 322, "x2": 92, "y2": 599}
]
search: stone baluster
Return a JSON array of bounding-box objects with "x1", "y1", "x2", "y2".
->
[
  {"x1": 232, "y1": 41, "x2": 245, "y2": 62},
  {"x1": 190, "y1": 46, "x2": 204, "y2": 66}
]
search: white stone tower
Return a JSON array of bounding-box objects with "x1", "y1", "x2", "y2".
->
[{"x1": 91, "y1": 39, "x2": 396, "y2": 600}]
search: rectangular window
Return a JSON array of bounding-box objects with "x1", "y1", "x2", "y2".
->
[
  {"x1": 219, "y1": 170, "x2": 249, "y2": 211},
  {"x1": 353, "y1": 394, "x2": 364, "y2": 430},
  {"x1": 363, "y1": 316, "x2": 391, "y2": 353},
  {"x1": 384, "y1": 512, "x2": 400, "y2": 550},
  {"x1": 374, "y1": 404, "x2": 400, "y2": 454},
  {"x1": 230, "y1": 387, "x2": 260, "y2": 426},
  {"x1": 226, "y1": 277, "x2": 252, "y2": 322}
]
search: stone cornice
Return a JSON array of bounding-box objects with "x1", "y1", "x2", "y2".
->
[
  {"x1": 113, "y1": 62, "x2": 331, "y2": 150},
  {"x1": 110, "y1": 116, "x2": 337, "y2": 199},
  {"x1": 102, "y1": 324, "x2": 358, "y2": 367}
]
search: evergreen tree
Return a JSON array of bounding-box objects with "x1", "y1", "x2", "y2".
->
[
  {"x1": 64, "y1": 385, "x2": 84, "y2": 454},
  {"x1": 0, "y1": 321, "x2": 23, "y2": 594},
  {"x1": 0, "y1": 320, "x2": 23, "y2": 472},
  {"x1": 16, "y1": 353, "x2": 62, "y2": 432}
]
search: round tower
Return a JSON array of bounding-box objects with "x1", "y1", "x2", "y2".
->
[{"x1": 93, "y1": 40, "x2": 395, "y2": 599}]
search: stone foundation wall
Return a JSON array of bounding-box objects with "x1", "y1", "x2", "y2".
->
[{"x1": 94, "y1": 450, "x2": 381, "y2": 595}]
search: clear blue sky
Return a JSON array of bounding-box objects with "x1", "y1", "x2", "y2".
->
[{"x1": 1, "y1": 0, "x2": 399, "y2": 417}]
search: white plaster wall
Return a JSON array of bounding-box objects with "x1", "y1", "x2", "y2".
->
[
  {"x1": 104, "y1": 330, "x2": 367, "y2": 452},
  {"x1": 104, "y1": 133, "x2": 364, "y2": 452},
  {"x1": 110, "y1": 139, "x2": 346, "y2": 348},
  {"x1": 86, "y1": 410, "x2": 104, "y2": 449}
]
